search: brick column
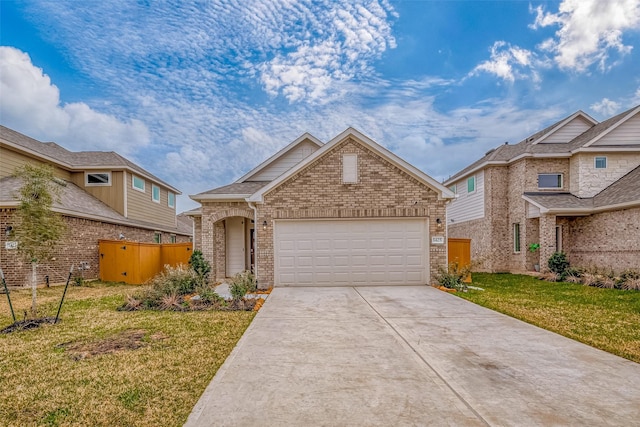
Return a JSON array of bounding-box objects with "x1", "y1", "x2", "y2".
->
[
  {"x1": 214, "y1": 221, "x2": 226, "y2": 281},
  {"x1": 539, "y1": 214, "x2": 557, "y2": 272}
]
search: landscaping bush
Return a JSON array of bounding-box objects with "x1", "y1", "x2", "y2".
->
[
  {"x1": 122, "y1": 265, "x2": 216, "y2": 310},
  {"x1": 188, "y1": 250, "x2": 211, "y2": 285},
  {"x1": 435, "y1": 261, "x2": 472, "y2": 291},
  {"x1": 548, "y1": 252, "x2": 569, "y2": 278},
  {"x1": 228, "y1": 270, "x2": 256, "y2": 301}
]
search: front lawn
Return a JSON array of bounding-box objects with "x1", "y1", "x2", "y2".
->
[
  {"x1": 0, "y1": 282, "x2": 254, "y2": 426},
  {"x1": 458, "y1": 273, "x2": 640, "y2": 363}
]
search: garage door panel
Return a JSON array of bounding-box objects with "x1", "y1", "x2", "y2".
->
[{"x1": 275, "y1": 219, "x2": 428, "y2": 286}]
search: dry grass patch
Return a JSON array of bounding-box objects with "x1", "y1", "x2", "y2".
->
[
  {"x1": 0, "y1": 282, "x2": 254, "y2": 426},
  {"x1": 458, "y1": 273, "x2": 640, "y2": 363}
]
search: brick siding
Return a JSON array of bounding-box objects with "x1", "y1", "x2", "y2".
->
[
  {"x1": 198, "y1": 137, "x2": 448, "y2": 289},
  {"x1": 0, "y1": 209, "x2": 190, "y2": 286},
  {"x1": 563, "y1": 207, "x2": 640, "y2": 271}
]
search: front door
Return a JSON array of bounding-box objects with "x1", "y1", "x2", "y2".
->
[{"x1": 225, "y1": 217, "x2": 245, "y2": 276}]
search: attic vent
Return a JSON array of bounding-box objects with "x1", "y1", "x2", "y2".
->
[
  {"x1": 527, "y1": 137, "x2": 535, "y2": 142},
  {"x1": 485, "y1": 148, "x2": 496, "y2": 156}
]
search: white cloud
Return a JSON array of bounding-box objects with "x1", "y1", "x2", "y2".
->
[
  {"x1": 590, "y1": 98, "x2": 621, "y2": 116},
  {"x1": 0, "y1": 47, "x2": 149, "y2": 155},
  {"x1": 470, "y1": 42, "x2": 541, "y2": 82},
  {"x1": 531, "y1": 0, "x2": 640, "y2": 72}
]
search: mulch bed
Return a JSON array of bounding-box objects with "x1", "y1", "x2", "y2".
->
[{"x1": 1, "y1": 317, "x2": 56, "y2": 334}]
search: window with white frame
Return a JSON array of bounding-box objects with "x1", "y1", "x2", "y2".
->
[
  {"x1": 152, "y1": 184, "x2": 160, "y2": 203},
  {"x1": 538, "y1": 173, "x2": 562, "y2": 189},
  {"x1": 85, "y1": 172, "x2": 111, "y2": 186},
  {"x1": 168, "y1": 192, "x2": 175, "y2": 208},
  {"x1": 170, "y1": 235, "x2": 176, "y2": 243},
  {"x1": 467, "y1": 176, "x2": 475, "y2": 193},
  {"x1": 132, "y1": 175, "x2": 145, "y2": 192},
  {"x1": 342, "y1": 154, "x2": 358, "y2": 184},
  {"x1": 513, "y1": 223, "x2": 521, "y2": 253},
  {"x1": 154, "y1": 232, "x2": 162, "y2": 243},
  {"x1": 594, "y1": 156, "x2": 607, "y2": 169}
]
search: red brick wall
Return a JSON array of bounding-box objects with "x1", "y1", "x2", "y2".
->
[{"x1": 0, "y1": 209, "x2": 190, "y2": 286}]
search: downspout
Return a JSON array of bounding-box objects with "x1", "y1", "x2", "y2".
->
[{"x1": 248, "y1": 201, "x2": 259, "y2": 286}]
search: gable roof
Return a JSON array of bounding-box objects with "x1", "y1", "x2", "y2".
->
[
  {"x1": 234, "y1": 132, "x2": 324, "y2": 183},
  {"x1": 247, "y1": 127, "x2": 455, "y2": 203},
  {"x1": 445, "y1": 110, "x2": 599, "y2": 184},
  {"x1": 0, "y1": 125, "x2": 180, "y2": 193},
  {"x1": 579, "y1": 104, "x2": 640, "y2": 148}
]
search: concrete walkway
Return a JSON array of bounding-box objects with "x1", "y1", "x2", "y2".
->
[{"x1": 185, "y1": 286, "x2": 640, "y2": 426}]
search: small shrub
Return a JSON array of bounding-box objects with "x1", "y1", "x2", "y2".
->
[
  {"x1": 160, "y1": 293, "x2": 183, "y2": 311},
  {"x1": 147, "y1": 264, "x2": 200, "y2": 296},
  {"x1": 548, "y1": 252, "x2": 569, "y2": 276},
  {"x1": 228, "y1": 271, "x2": 256, "y2": 301},
  {"x1": 189, "y1": 250, "x2": 211, "y2": 284},
  {"x1": 435, "y1": 261, "x2": 472, "y2": 291},
  {"x1": 539, "y1": 271, "x2": 559, "y2": 282},
  {"x1": 196, "y1": 285, "x2": 224, "y2": 304}
]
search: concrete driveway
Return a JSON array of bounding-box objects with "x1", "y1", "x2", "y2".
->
[{"x1": 185, "y1": 286, "x2": 640, "y2": 426}]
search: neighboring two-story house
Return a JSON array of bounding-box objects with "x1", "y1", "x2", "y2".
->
[
  {"x1": 445, "y1": 104, "x2": 640, "y2": 273},
  {"x1": 0, "y1": 125, "x2": 192, "y2": 286}
]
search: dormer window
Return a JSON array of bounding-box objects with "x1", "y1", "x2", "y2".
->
[
  {"x1": 538, "y1": 173, "x2": 563, "y2": 189},
  {"x1": 86, "y1": 172, "x2": 111, "y2": 186}
]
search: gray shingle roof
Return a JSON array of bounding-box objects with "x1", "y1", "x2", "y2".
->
[
  {"x1": 0, "y1": 176, "x2": 191, "y2": 235},
  {"x1": 446, "y1": 104, "x2": 640, "y2": 184},
  {"x1": 523, "y1": 192, "x2": 593, "y2": 210},
  {"x1": 0, "y1": 125, "x2": 178, "y2": 192},
  {"x1": 594, "y1": 165, "x2": 640, "y2": 208},
  {"x1": 192, "y1": 181, "x2": 270, "y2": 197}
]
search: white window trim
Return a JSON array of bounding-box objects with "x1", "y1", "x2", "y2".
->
[
  {"x1": 85, "y1": 172, "x2": 111, "y2": 187},
  {"x1": 342, "y1": 154, "x2": 358, "y2": 184},
  {"x1": 132, "y1": 175, "x2": 145, "y2": 192},
  {"x1": 168, "y1": 192, "x2": 175, "y2": 208},
  {"x1": 538, "y1": 173, "x2": 563, "y2": 189},
  {"x1": 152, "y1": 184, "x2": 161, "y2": 203},
  {"x1": 467, "y1": 176, "x2": 476, "y2": 194},
  {"x1": 513, "y1": 223, "x2": 521, "y2": 253},
  {"x1": 594, "y1": 156, "x2": 607, "y2": 169}
]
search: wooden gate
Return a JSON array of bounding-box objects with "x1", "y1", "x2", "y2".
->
[
  {"x1": 99, "y1": 240, "x2": 193, "y2": 284},
  {"x1": 448, "y1": 238, "x2": 472, "y2": 283}
]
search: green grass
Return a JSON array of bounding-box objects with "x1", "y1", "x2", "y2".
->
[
  {"x1": 0, "y1": 282, "x2": 254, "y2": 426},
  {"x1": 458, "y1": 273, "x2": 640, "y2": 363}
]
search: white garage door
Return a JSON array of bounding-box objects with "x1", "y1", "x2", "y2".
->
[{"x1": 274, "y1": 219, "x2": 428, "y2": 286}]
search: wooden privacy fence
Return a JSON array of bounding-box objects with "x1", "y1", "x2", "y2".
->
[
  {"x1": 448, "y1": 238, "x2": 472, "y2": 283},
  {"x1": 99, "y1": 240, "x2": 193, "y2": 284}
]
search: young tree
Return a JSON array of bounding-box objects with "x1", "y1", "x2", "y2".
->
[{"x1": 13, "y1": 164, "x2": 66, "y2": 314}]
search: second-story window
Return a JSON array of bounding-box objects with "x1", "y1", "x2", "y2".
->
[
  {"x1": 467, "y1": 176, "x2": 475, "y2": 193},
  {"x1": 152, "y1": 185, "x2": 160, "y2": 203},
  {"x1": 449, "y1": 184, "x2": 457, "y2": 194},
  {"x1": 538, "y1": 173, "x2": 562, "y2": 189},
  {"x1": 595, "y1": 157, "x2": 607, "y2": 169},
  {"x1": 86, "y1": 172, "x2": 111, "y2": 186},
  {"x1": 132, "y1": 175, "x2": 145, "y2": 192},
  {"x1": 168, "y1": 192, "x2": 175, "y2": 208}
]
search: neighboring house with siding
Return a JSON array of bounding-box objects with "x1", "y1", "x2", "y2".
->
[
  {"x1": 445, "y1": 104, "x2": 640, "y2": 273},
  {"x1": 189, "y1": 128, "x2": 454, "y2": 288},
  {"x1": 0, "y1": 125, "x2": 191, "y2": 286}
]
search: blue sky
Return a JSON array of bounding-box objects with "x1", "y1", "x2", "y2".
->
[{"x1": 2, "y1": 0, "x2": 640, "y2": 212}]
